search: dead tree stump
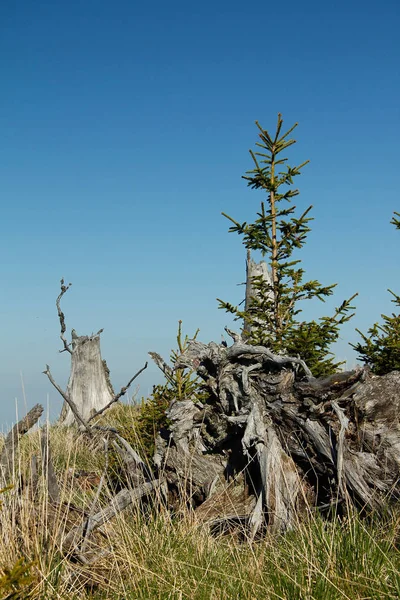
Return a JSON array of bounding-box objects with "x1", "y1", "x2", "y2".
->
[
  {"x1": 151, "y1": 331, "x2": 400, "y2": 535},
  {"x1": 44, "y1": 279, "x2": 147, "y2": 428},
  {"x1": 60, "y1": 330, "x2": 114, "y2": 425}
]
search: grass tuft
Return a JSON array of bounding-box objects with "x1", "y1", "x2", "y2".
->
[{"x1": 0, "y1": 420, "x2": 399, "y2": 599}]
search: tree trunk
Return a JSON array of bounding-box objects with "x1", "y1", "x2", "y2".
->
[
  {"x1": 60, "y1": 330, "x2": 114, "y2": 426},
  {"x1": 244, "y1": 250, "x2": 273, "y2": 337}
]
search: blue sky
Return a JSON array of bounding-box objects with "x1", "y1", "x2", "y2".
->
[{"x1": 1, "y1": 0, "x2": 399, "y2": 426}]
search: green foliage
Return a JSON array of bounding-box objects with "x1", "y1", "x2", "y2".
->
[
  {"x1": 0, "y1": 487, "x2": 36, "y2": 599},
  {"x1": 156, "y1": 320, "x2": 206, "y2": 404},
  {"x1": 104, "y1": 321, "x2": 204, "y2": 464},
  {"x1": 105, "y1": 390, "x2": 170, "y2": 466},
  {"x1": 0, "y1": 485, "x2": 14, "y2": 509},
  {"x1": 138, "y1": 321, "x2": 205, "y2": 457},
  {"x1": 135, "y1": 387, "x2": 170, "y2": 459},
  {"x1": 392, "y1": 211, "x2": 400, "y2": 230},
  {"x1": 351, "y1": 212, "x2": 400, "y2": 375},
  {"x1": 0, "y1": 559, "x2": 36, "y2": 600},
  {"x1": 218, "y1": 114, "x2": 357, "y2": 376}
]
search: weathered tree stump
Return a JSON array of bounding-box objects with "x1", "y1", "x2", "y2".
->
[
  {"x1": 60, "y1": 330, "x2": 114, "y2": 425},
  {"x1": 151, "y1": 331, "x2": 400, "y2": 536},
  {"x1": 43, "y1": 280, "x2": 147, "y2": 428}
]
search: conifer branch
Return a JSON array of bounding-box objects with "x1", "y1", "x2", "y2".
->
[{"x1": 219, "y1": 113, "x2": 358, "y2": 377}]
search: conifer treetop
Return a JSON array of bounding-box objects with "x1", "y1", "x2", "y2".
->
[{"x1": 219, "y1": 114, "x2": 357, "y2": 377}]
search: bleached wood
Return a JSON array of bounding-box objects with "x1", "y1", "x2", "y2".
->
[
  {"x1": 244, "y1": 250, "x2": 274, "y2": 337},
  {"x1": 41, "y1": 426, "x2": 60, "y2": 503},
  {"x1": 0, "y1": 404, "x2": 44, "y2": 482},
  {"x1": 60, "y1": 331, "x2": 114, "y2": 425},
  {"x1": 62, "y1": 480, "x2": 161, "y2": 553},
  {"x1": 157, "y1": 334, "x2": 400, "y2": 534}
]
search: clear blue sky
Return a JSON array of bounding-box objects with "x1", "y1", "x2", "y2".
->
[{"x1": 1, "y1": 0, "x2": 399, "y2": 426}]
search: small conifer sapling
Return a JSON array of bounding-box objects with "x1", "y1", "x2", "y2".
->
[
  {"x1": 351, "y1": 212, "x2": 400, "y2": 375},
  {"x1": 218, "y1": 114, "x2": 357, "y2": 377}
]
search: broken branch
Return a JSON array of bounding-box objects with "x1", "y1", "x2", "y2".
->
[
  {"x1": 57, "y1": 278, "x2": 73, "y2": 354},
  {"x1": 62, "y1": 480, "x2": 161, "y2": 554},
  {"x1": 148, "y1": 352, "x2": 173, "y2": 379},
  {"x1": 0, "y1": 404, "x2": 44, "y2": 481},
  {"x1": 88, "y1": 361, "x2": 148, "y2": 422},
  {"x1": 80, "y1": 436, "x2": 109, "y2": 554},
  {"x1": 43, "y1": 365, "x2": 91, "y2": 434}
]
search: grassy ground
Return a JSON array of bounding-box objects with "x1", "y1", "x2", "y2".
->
[{"x1": 1, "y1": 418, "x2": 399, "y2": 599}]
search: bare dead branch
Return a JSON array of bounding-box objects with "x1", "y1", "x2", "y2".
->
[
  {"x1": 0, "y1": 404, "x2": 44, "y2": 481},
  {"x1": 112, "y1": 362, "x2": 148, "y2": 403},
  {"x1": 86, "y1": 480, "x2": 160, "y2": 533},
  {"x1": 113, "y1": 432, "x2": 154, "y2": 482},
  {"x1": 223, "y1": 327, "x2": 314, "y2": 380},
  {"x1": 41, "y1": 425, "x2": 60, "y2": 503},
  {"x1": 148, "y1": 351, "x2": 173, "y2": 378},
  {"x1": 92, "y1": 425, "x2": 119, "y2": 434},
  {"x1": 114, "y1": 434, "x2": 146, "y2": 469},
  {"x1": 81, "y1": 436, "x2": 109, "y2": 554},
  {"x1": 88, "y1": 361, "x2": 148, "y2": 422},
  {"x1": 224, "y1": 327, "x2": 243, "y2": 343},
  {"x1": 62, "y1": 480, "x2": 161, "y2": 554},
  {"x1": 331, "y1": 400, "x2": 350, "y2": 498},
  {"x1": 57, "y1": 278, "x2": 73, "y2": 354},
  {"x1": 43, "y1": 365, "x2": 92, "y2": 434},
  {"x1": 226, "y1": 337, "x2": 314, "y2": 380}
]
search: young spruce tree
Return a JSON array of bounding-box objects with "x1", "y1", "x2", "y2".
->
[
  {"x1": 218, "y1": 114, "x2": 357, "y2": 377},
  {"x1": 351, "y1": 212, "x2": 400, "y2": 375}
]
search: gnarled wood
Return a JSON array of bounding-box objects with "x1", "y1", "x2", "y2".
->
[
  {"x1": 62, "y1": 480, "x2": 161, "y2": 556},
  {"x1": 151, "y1": 334, "x2": 400, "y2": 534}
]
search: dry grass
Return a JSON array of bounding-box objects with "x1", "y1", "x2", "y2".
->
[{"x1": 1, "y1": 423, "x2": 400, "y2": 599}]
